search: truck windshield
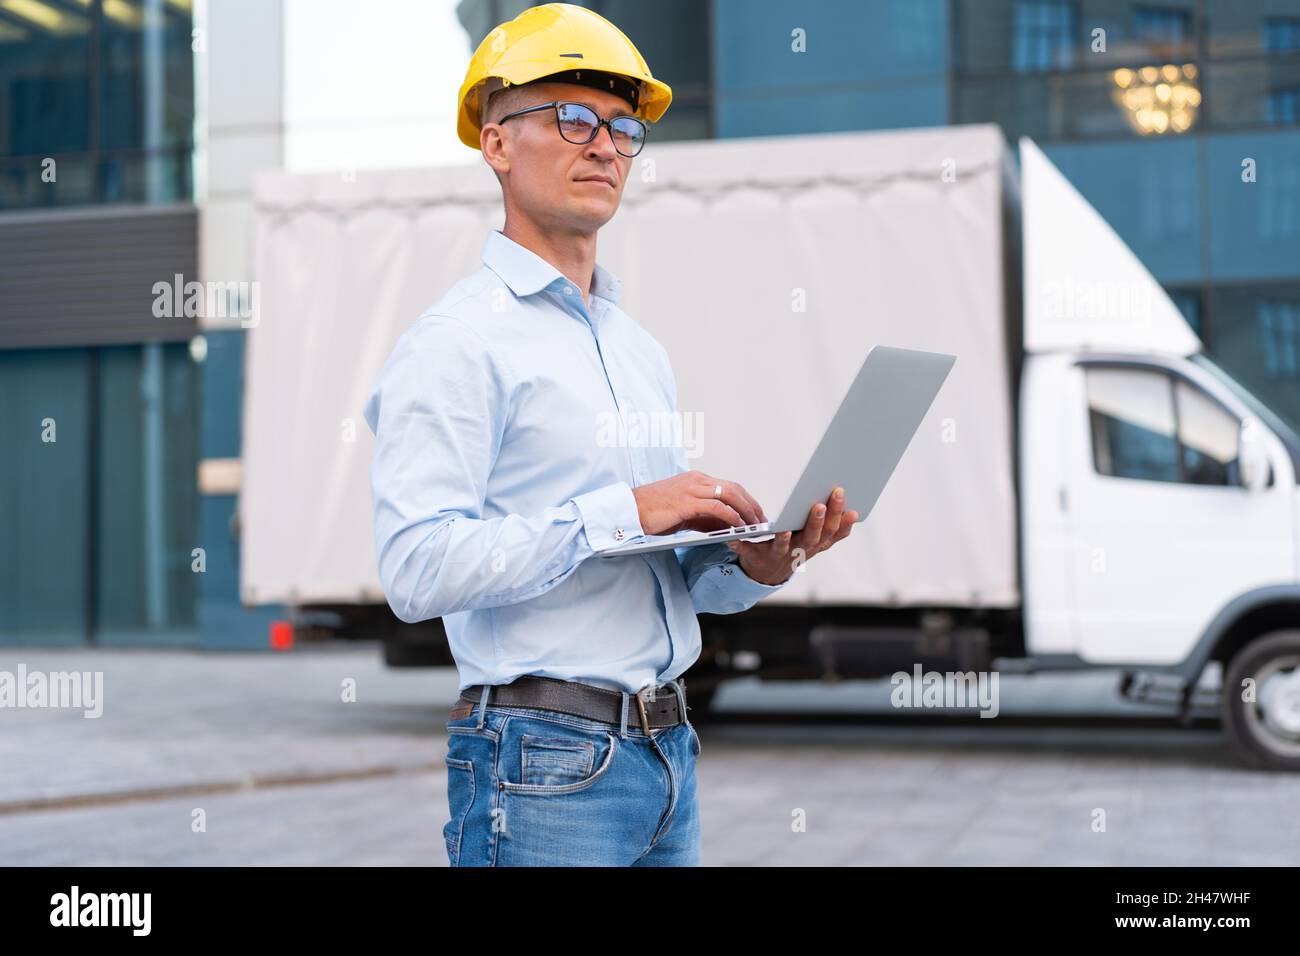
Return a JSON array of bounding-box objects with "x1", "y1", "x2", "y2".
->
[{"x1": 1191, "y1": 353, "x2": 1300, "y2": 479}]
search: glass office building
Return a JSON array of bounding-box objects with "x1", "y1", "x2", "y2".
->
[
  {"x1": 0, "y1": 0, "x2": 200, "y2": 646},
  {"x1": 462, "y1": 0, "x2": 1300, "y2": 432}
]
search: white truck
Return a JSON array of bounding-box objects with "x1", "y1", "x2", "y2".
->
[{"x1": 243, "y1": 124, "x2": 1300, "y2": 769}]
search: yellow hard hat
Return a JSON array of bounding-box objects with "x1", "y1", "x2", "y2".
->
[{"x1": 456, "y1": 2, "x2": 673, "y2": 151}]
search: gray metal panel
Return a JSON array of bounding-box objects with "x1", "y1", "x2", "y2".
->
[
  {"x1": 773, "y1": 345, "x2": 957, "y2": 532},
  {"x1": 0, "y1": 204, "x2": 198, "y2": 350}
]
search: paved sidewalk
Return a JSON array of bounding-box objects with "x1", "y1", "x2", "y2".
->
[
  {"x1": 2, "y1": 647, "x2": 1297, "y2": 866},
  {"x1": 0, "y1": 647, "x2": 454, "y2": 812}
]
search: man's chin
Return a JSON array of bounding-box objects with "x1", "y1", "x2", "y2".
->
[
  {"x1": 572, "y1": 193, "x2": 619, "y2": 214},
  {"x1": 560, "y1": 203, "x2": 619, "y2": 232}
]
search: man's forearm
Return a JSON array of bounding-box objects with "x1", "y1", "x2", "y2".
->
[{"x1": 376, "y1": 481, "x2": 643, "y2": 623}]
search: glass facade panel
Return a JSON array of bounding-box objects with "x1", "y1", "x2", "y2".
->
[
  {"x1": 719, "y1": 82, "x2": 949, "y2": 138},
  {"x1": 0, "y1": 343, "x2": 198, "y2": 646},
  {"x1": 0, "y1": 348, "x2": 92, "y2": 645},
  {"x1": 955, "y1": 68, "x2": 1161, "y2": 140},
  {"x1": 1134, "y1": 5, "x2": 1192, "y2": 51},
  {"x1": 94, "y1": 342, "x2": 198, "y2": 645},
  {"x1": 0, "y1": 0, "x2": 194, "y2": 210},
  {"x1": 1209, "y1": 7, "x2": 1300, "y2": 57},
  {"x1": 1206, "y1": 130, "x2": 1300, "y2": 280},
  {"x1": 714, "y1": 0, "x2": 948, "y2": 136},
  {"x1": 1012, "y1": 0, "x2": 1079, "y2": 72},
  {"x1": 715, "y1": 0, "x2": 948, "y2": 91},
  {"x1": 1204, "y1": 55, "x2": 1300, "y2": 129}
]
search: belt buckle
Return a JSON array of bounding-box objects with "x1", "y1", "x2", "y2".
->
[{"x1": 635, "y1": 683, "x2": 658, "y2": 735}]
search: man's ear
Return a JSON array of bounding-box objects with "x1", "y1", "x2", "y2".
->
[{"x1": 481, "y1": 123, "x2": 510, "y2": 178}]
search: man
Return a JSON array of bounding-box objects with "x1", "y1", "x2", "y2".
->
[{"x1": 362, "y1": 3, "x2": 856, "y2": 866}]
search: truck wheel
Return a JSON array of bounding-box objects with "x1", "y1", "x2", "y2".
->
[{"x1": 1221, "y1": 630, "x2": 1300, "y2": 771}]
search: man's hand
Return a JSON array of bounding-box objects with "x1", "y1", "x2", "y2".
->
[
  {"x1": 632, "y1": 470, "x2": 766, "y2": 535},
  {"x1": 726, "y1": 487, "x2": 858, "y2": 585}
]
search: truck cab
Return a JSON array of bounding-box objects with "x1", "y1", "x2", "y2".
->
[{"x1": 1018, "y1": 137, "x2": 1300, "y2": 769}]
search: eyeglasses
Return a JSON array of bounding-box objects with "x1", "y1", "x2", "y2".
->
[{"x1": 496, "y1": 100, "x2": 648, "y2": 157}]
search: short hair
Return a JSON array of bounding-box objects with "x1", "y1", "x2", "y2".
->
[{"x1": 479, "y1": 79, "x2": 534, "y2": 129}]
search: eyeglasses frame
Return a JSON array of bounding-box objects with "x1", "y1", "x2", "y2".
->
[{"x1": 495, "y1": 100, "x2": 648, "y2": 157}]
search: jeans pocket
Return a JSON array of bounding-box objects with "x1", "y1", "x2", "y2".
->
[
  {"x1": 520, "y1": 734, "x2": 595, "y2": 787},
  {"x1": 500, "y1": 729, "x2": 618, "y2": 795},
  {"x1": 443, "y1": 757, "x2": 475, "y2": 866}
]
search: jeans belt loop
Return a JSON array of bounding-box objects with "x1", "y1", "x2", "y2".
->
[
  {"x1": 668, "y1": 679, "x2": 688, "y2": 725},
  {"x1": 635, "y1": 684, "x2": 656, "y2": 736}
]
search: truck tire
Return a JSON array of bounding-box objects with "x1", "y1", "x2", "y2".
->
[{"x1": 1221, "y1": 630, "x2": 1300, "y2": 771}]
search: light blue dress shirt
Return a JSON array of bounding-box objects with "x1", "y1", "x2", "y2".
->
[{"x1": 362, "y1": 229, "x2": 786, "y2": 695}]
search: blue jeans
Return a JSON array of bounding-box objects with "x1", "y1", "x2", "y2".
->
[{"x1": 442, "y1": 681, "x2": 702, "y2": 866}]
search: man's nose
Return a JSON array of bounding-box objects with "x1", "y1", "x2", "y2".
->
[{"x1": 584, "y1": 124, "x2": 620, "y2": 162}]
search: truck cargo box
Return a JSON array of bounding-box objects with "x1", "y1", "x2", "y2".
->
[{"x1": 243, "y1": 124, "x2": 1019, "y2": 610}]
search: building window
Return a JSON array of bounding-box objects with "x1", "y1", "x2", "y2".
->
[
  {"x1": 1265, "y1": 86, "x2": 1300, "y2": 126},
  {"x1": 1258, "y1": 300, "x2": 1300, "y2": 378},
  {"x1": 1134, "y1": 5, "x2": 1191, "y2": 48},
  {"x1": 1259, "y1": 161, "x2": 1300, "y2": 240},
  {"x1": 1012, "y1": 0, "x2": 1077, "y2": 72},
  {"x1": 0, "y1": 0, "x2": 194, "y2": 210},
  {"x1": 1264, "y1": 17, "x2": 1300, "y2": 53}
]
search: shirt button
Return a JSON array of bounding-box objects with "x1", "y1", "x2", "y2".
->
[
  {"x1": 564, "y1": 286, "x2": 573, "y2": 295},
  {"x1": 722, "y1": 566, "x2": 734, "y2": 575}
]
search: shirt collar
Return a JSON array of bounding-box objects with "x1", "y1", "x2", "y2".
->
[{"x1": 481, "y1": 229, "x2": 623, "y2": 307}]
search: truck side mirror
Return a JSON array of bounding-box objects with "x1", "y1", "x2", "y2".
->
[{"x1": 1239, "y1": 420, "x2": 1269, "y2": 492}]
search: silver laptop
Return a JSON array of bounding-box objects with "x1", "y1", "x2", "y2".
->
[{"x1": 599, "y1": 345, "x2": 956, "y2": 558}]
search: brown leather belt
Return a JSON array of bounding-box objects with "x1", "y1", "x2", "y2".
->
[{"x1": 456, "y1": 675, "x2": 688, "y2": 734}]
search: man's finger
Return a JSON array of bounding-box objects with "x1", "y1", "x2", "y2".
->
[
  {"x1": 732, "y1": 481, "x2": 766, "y2": 524},
  {"x1": 702, "y1": 474, "x2": 763, "y2": 525},
  {"x1": 796, "y1": 501, "x2": 826, "y2": 549},
  {"x1": 719, "y1": 480, "x2": 761, "y2": 525},
  {"x1": 698, "y1": 498, "x2": 745, "y2": 527},
  {"x1": 812, "y1": 508, "x2": 857, "y2": 555},
  {"x1": 821, "y1": 487, "x2": 847, "y2": 538},
  {"x1": 698, "y1": 475, "x2": 759, "y2": 525}
]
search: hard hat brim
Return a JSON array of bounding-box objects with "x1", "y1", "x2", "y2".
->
[{"x1": 458, "y1": 60, "x2": 672, "y2": 151}]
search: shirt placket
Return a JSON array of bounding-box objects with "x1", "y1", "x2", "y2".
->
[{"x1": 564, "y1": 285, "x2": 683, "y2": 684}]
